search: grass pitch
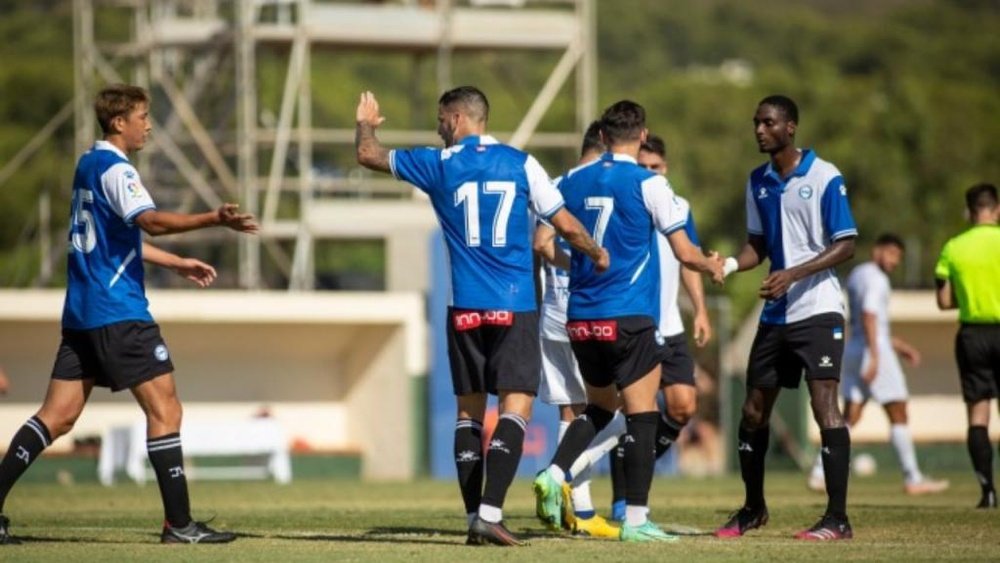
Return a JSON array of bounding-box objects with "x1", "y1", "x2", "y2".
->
[{"x1": 2, "y1": 470, "x2": 997, "y2": 561}]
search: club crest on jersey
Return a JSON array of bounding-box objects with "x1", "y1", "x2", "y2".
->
[
  {"x1": 126, "y1": 181, "x2": 145, "y2": 199},
  {"x1": 798, "y1": 185, "x2": 813, "y2": 199},
  {"x1": 154, "y1": 344, "x2": 169, "y2": 362}
]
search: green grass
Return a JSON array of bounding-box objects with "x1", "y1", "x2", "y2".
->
[{"x1": 2, "y1": 471, "x2": 997, "y2": 561}]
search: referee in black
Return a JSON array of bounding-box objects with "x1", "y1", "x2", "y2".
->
[{"x1": 934, "y1": 182, "x2": 1000, "y2": 509}]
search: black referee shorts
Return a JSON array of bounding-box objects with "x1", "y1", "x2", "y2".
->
[
  {"x1": 51, "y1": 320, "x2": 174, "y2": 392},
  {"x1": 956, "y1": 323, "x2": 1000, "y2": 403}
]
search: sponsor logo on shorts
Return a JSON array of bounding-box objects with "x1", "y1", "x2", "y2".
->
[
  {"x1": 452, "y1": 310, "x2": 513, "y2": 331},
  {"x1": 154, "y1": 344, "x2": 169, "y2": 362},
  {"x1": 566, "y1": 320, "x2": 618, "y2": 342},
  {"x1": 819, "y1": 355, "x2": 834, "y2": 368}
]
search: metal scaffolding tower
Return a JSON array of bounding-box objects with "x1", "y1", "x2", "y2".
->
[{"x1": 72, "y1": 0, "x2": 597, "y2": 290}]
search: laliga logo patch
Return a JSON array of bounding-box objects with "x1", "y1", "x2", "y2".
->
[
  {"x1": 798, "y1": 185, "x2": 813, "y2": 199},
  {"x1": 154, "y1": 344, "x2": 169, "y2": 362},
  {"x1": 757, "y1": 186, "x2": 768, "y2": 199},
  {"x1": 840, "y1": 185, "x2": 848, "y2": 196},
  {"x1": 126, "y1": 182, "x2": 146, "y2": 199}
]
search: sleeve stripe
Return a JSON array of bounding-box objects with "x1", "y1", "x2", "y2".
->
[
  {"x1": 660, "y1": 219, "x2": 687, "y2": 236},
  {"x1": 831, "y1": 228, "x2": 858, "y2": 240},
  {"x1": 388, "y1": 150, "x2": 399, "y2": 179},
  {"x1": 538, "y1": 201, "x2": 565, "y2": 220},
  {"x1": 124, "y1": 204, "x2": 156, "y2": 224}
]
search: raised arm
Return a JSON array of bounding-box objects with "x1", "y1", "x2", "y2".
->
[
  {"x1": 548, "y1": 208, "x2": 609, "y2": 272},
  {"x1": 533, "y1": 222, "x2": 571, "y2": 271},
  {"x1": 759, "y1": 237, "x2": 855, "y2": 300},
  {"x1": 142, "y1": 242, "x2": 217, "y2": 288},
  {"x1": 355, "y1": 91, "x2": 391, "y2": 173},
  {"x1": 135, "y1": 203, "x2": 258, "y2": 237}
]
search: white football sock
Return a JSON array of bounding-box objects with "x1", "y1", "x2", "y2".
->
[{"x1": 890, "y1": 423, "x2": 923, "y2": 484}]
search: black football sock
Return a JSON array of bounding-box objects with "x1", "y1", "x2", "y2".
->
[
  {"x1": 480, "y1": 413, "x2": 526, "y2": 514},
  {"x1": 623, "y1": 412, "x2": 659, "y2": 508},
  {"x1": 968, "y1": 425, "x2": 995, "y2": 495},
  {"x1": 0, "y1": 416, "x2": 52, "y2": 512},
  {"x1": 821, "y1": 427, "x2": 851, "y2": 520},
  {"x1": 147, "y1": 433, "x2": 192, "y2": 528},
  {"x1": 655, "y1": 412, "x2": 685, "y2": 459},
  {"x1": 454, "y1": 418, "x2": 484, "y2": 515},
  {"x1": 551, "y1": 405, "x2": 614, "y2": 475},
  {"x1": 738, "y1": 425, "x2": 770, "y2": 510},
  {"x1": 610, "y1": 438, "x2": 627, "y2": 504}
]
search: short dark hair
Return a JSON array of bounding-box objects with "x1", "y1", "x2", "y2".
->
[
  {"x1": 640, "y1": 134, "x2": 666, "y2": 158},
  {"x1": 758, "y1": 94, "x2": 799, "y2": 123},
  {"x1": 965, "y1": 182, "x2": 998, "y2": 213},
  {"x1": 874, "y1": 232, "x2": 905, "y2": 251},
  {"x1": 95, "y1": 84, "x2": 150, "y2": 134},
  {"x1": 599, "y1": 100, "x2": 646, "y2": 144},
  {"x1": 580, "y1": 120, "x2": 605, "y2": 157},
  {"x1": 438, "y1": 85, "x2": 489, "y2": 123}
]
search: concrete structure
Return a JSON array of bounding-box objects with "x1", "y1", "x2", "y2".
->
[{"x1": 0, "y1": 289, "x2": 427, "y2": 480}]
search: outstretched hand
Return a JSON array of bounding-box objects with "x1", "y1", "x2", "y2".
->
[
  {"x1": 356, "y1": 91, "x2": 386, "y2": 128},
  {"x1": 706, "y1": 251, "x2": 725, "y2": 285},
  {"x1": 218, "y1": 203, "x2": 258, "y2": 233},
  {"x1": 173, "y1": 258, "x2": 217, "y2": 288}
]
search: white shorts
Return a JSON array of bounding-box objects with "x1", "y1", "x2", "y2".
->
[
  {"x1": 538, "y1": 337, "x2": 587, "y2": 405},
  {"x1": 841, "y1": 346, "x2": 909, "y2": 405}
]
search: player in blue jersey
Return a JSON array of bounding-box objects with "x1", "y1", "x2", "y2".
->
[
  {"x1": 355, "y1": 87, "x2": 608, "y2": 546},
  {"x1": 533, "y1": 101, "x2": 725, "y2": 543},
  {"x1": 715, "y1": 95, "x2": 858, "y2": 541},
  {"x1": 0, "y1": 84, "x2": 257, "y2": 545},
  {"x1": 533, "y1": 122, "x2": 621, "y2": 539}
]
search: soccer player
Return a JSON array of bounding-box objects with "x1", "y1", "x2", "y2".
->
[
  {"x1": 0, "y1": 84, "x2": 256, "y2": 545},
  {"x1": 715, "y1": 95, "x2": 858, "y2": 540},
  {"x1": 565, "y1": 134, "x2": 714, "y2": 523},
  {"x1": 533, "y1": 121, "x2": 620, "y2": 539},
  {"x1": 533, "y1": 100, "x2": 724, "y2": 542},
  {"x1": 935, "y1": 182, "x2": 1000, "y2": 509},
  {"x1": 808, "y1": 234, "x2": 949, "y2": 495},
  {"x1": 355, "y1": 87, "x2": 608, "y2": 546}
]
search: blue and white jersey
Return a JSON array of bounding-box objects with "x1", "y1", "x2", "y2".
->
[
  {"x1": 390, "y1": 135, "x2": 564, "y2": 311},
  {"x1": 657, "y1": 204, "x2": 701, "y2": 337},
  {"x1": 745, "y1": 149, "x2": 857, "y2": 325},
  {"x1": 563, "y1": 152, "x2": 689, "y2": 321},
  {"x1": 63, "y1": 141, "x2": 156, "y2": 329},
  {"x1": 538, "y1": 175, "x2": 572, "y2": 341}
]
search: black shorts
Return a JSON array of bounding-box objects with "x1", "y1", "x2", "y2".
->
[
  {"x1": 446, "y1": 308, "x2": 540, "y2": 396},
  {"x1": 747, "y1": 313, "x2": 845, "y2": 389},
  {"x1": 956, "y1": 323, "x2": 1000, "y2": 403},
  {"x1": 568, "y1": 316, "x2": 664, "y2": 390},
  {"x1": 51, "y1": 321, "x2": 174, "y2": 392},
  {"x1": 661, "y1": 333, "x2": 695, "y2": 387}
]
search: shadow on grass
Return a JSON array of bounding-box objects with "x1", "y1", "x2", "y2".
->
[{"x1": 11, "y1": 535, "x2": 141, "y2": 545}]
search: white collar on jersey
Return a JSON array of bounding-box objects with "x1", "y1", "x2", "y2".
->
[
  {"x1": 457, "y1": 134, "x2": 499, "y2": 146},
  {"x1": 605, "y1": 152, "x2": 637, "y2": 164},
  {"x1": 93, "y1": 140, "x2": 130, "y2": 161}
]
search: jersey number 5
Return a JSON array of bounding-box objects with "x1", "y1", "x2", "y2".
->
[
  {"x1": 455, "y1": 181, "x2": 516, "y2": 247},
  {"x1": 71, "y1": 189, "x2": 97, "y2": 254}
]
